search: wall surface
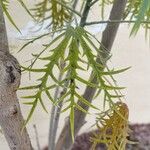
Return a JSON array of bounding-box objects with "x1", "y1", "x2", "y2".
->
[{"x1": 1, "y1": 1, "x2": 150, "y2": 149}]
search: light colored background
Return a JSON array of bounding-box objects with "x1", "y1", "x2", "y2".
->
[{"x1": 1, "y1": 1, "x2": 150, "y2": 149}]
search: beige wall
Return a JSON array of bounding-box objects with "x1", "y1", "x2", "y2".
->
[{"x1": 1, "y1": 1, "x2": 150, "y2": 149}]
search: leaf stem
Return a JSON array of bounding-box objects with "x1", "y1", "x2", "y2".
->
[
  {"x1": 48, "y1": 1, "x2": 79, "y2": 150},
  {"x1": 56, "y1": 0, "x2": 127, "y2": 149},
  {"x1": 48, "y1": 70, "x2": 64, "y2": 150},
  {"x1": 85, "y1": 20, "x2": 150, "y2": 26},
  {"x1": 55, "y1": 0, "x2": 93, "y2": 149},
  {"x1": 80, "y1": 0, "x2": 93, "y2": 27}
]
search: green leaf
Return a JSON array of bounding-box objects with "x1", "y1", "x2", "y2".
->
[
  {"x1": 17, "y1": 0, "x2": 35, "y2": 20},
  {"x1": 22, "y1": 99, "x2": 38, "y2": 130},
  {"x1": 55, "y1": 91, "x2": 71, "y2": 105},
  {"x1": 47, "y1": 31, "x2": 66, "y2": 48},
  {"x1": 76, "y1": 76, "x2": 101, "y2": 88},
  {"x1": 19, "y1": 26, "x2": 127, "y2": 131},
  {"x1": 131, "y1": 0, "x2": 150, "y2": 35},
  {"x1": 0, "y1": 0, "x2": 21, "y2": 32},
  {"x1": 23, "y1": 102, "x2": 34, "y2": 105},
  {"x1": 75, "y1": 92, "x2": 99, "y2": 110},
  {"x1": 101, "y1": 67, "x2": 131, "y2": 75},
  {"x1": 109, "y1": 94, "x2": 124, "y2": 98},
  {"x1": 75, "y1": 104, "x2": 89, "y2": 114},
  {"x1": 94, "y1": 88, "x2": 102, "y2": 99},
  {"x1": 104, "y1": 85, "x2": 126, "y2": 90},
  {"x1": 61, "y1": 105, "x2": 71, "y2": 113},
  {"x1": 21, "y1": 66, "x2": 46, "y2": 72},
  {"x1": 39, "y1": 97, "x2": 48, "y2": 113},
  {"x1": 19, "y1": 85, "x2": 40, "y2": 90},
  {"x1": 45, "y1": 89, "x2": 55, "y2": 104},
  {"x1": 21, "y1": 95, "x2": 36, "y2": 99},
  {"x1": 43, "y1": 85, "x2": 56, "y2": 90},
  {"x1": 18, "y1": 33, "x2": 49, "y2": 52}
]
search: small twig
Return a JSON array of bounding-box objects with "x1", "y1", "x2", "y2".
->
[
  {"x1": 85, "y1": 20, "x2": 150, "y2": 26},
  {"x1": 90, "y1": 0, "x2": 99, "y2": 7},
  {"x1": 48, "y1": 61, "x2": 65, "y2": 150},
  {"x1": 51, "y1": 71, "x2": 70, "y2": 148},
  {"x1": 79, "y1": 0, "x2": 86, "y2": 14},
  {"x1": 56, "y1": 0, "x2": 127, "y2": 150},
  {"x1": 33, "y1": 124, "x2": 41, "y2": 150},
  {"x1": 80, "y1": 0, "x2": 93, "y2": 27},
  {"x1": 48, "y1": 1, "x2": 79, "y2": 149},
  {"x1": 55, "y1": 0, "x2": 93, "y2": 149}
]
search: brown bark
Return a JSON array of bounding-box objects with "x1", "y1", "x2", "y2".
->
[
  {"x1": 55, "y1": 0, "x2": 127, "y2": 150},
  {"x1": 0, "y1": 5, "x2": 33, "y2": 150}
]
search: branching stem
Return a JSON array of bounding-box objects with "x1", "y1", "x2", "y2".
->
[
  {"x1": 48, "y1": 1, "x2": 79, "y2": 150},
  {"x1": 56, "y1": 0, "x2": 127, "y2": 150},
  {"x1": 55, "y1": 0, "x2": 93, "y2": 149},
  {"x1": 85, "y1": 20, "x2": 150, "y2": 26}
]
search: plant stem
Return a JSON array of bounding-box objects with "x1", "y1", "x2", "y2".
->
[
  {"x1": 80, "y1": 0, "x2": 93, "y2": 27},
  {"x1": 90, "y1": 0, "x2": 99, "y2": 7},
  {"x1": 48, "y1": 70, "x2": 63, "y2": 150},
  {"x1": 56, "y1": 0, "x2": 127, "y2": 150},
  {"x1": 55, "y1": 0, "x2": 92, "y2": 150},
  {"x1": 85, "y1": 20, "x2": 150, "y2": 26},
  {"x1": 50, "y1": 71, "x2": 70, "y2": 150},
  {"x1": 48, "y1": 1, "x2": 79, "y2": 150},
  {"x1": 33, "y1": 124, "x2": 41, "y2": 150}
]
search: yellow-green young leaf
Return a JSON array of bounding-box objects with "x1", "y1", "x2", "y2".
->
[
  {"x1": 32, "y1": 0, "x2": 73, "y2": 30},
  {"x1": 91, "y1": 103, "x2": 130, "y2": 150}
]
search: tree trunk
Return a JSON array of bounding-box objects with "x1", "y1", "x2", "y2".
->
[
  {"x1": 55, "y1": 0, "x2": 127, "y2": 150},
  {"x1": 0, "y1": 5, "x2": 33, "y2": 150}
]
